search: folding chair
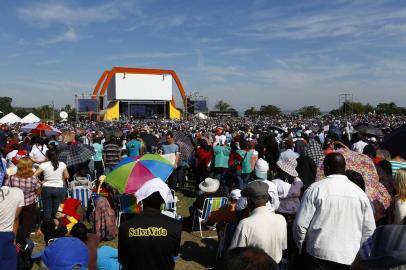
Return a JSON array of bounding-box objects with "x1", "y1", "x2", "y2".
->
[
  {"x1": 69, "y1": 186, "x2": 91, "y2": 208},
  {"x1": 192, "y1": 197, "x2": 228, "y2": 238},
  {"x1": 116, "y1": 194, "x2": 142, "y2": 227}
]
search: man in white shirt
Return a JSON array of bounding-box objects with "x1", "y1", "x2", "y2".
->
[
  {"x1": 229, "y1": 181, "x2": 287, "y2": 263},
  {"x1": 293, "y1": 153, "x2": 375, "y2": 269},
  {"x1": 0, "y1": 186, "x2": 24, "y2": 268}
]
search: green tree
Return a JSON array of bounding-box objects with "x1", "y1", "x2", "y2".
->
[
  {"x1": 298, "y1": 106, "x2": 321, "y2": 118},
  {"x1": 244, "y1": 106, "x2": 258, "y2": 116},
  {"x1": 214, "y1": 100, "x2": 232, "y2": 111},
  {"x1": 0, "y1": 97, "x2": 13, "y2": 115},
  {"x1": 259, "y1": 105, "x2": 281, "y2": 116},
  {"x1": 376, "y1": 102, "x2": 398, "y2": 114},
  {"x1": 13, "y1": 108, "x2": 30, "y2": 118},
  {"x1": 36, "y1": 105, "x2": 53, "y2": 119}
]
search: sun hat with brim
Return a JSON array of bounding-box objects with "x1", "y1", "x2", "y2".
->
[
  {"x1": 198, "y1": 178, "x2": 220, "y2": 193},
  {"x1": 41, "y1": 237, "x2": 89, "y2": 270},
  {"x1": 277, "y1": 157, "x2": 298, "y2": 177},
  {"x1": 255, "y1": 158, "x2": 269, "y2": 179}
]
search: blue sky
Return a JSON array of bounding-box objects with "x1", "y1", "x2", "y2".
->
[{"x1": 1, "y1": 0, "x2": 406, "y2": 111}]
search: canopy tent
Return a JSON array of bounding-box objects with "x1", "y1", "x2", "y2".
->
[
  {"x1": 0, "y1": 112, "x2": 21, "y2": 124},
  {"x1": 20, "y1": 113, "x2": 41, "y2": 124},
  {"x1": 195, "y1": 112, "x2": 209, "y2": 120}
]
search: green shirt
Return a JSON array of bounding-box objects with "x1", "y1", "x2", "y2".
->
[
  {"x1": 92, "y1": 143, "x2": 103, "y2": 162},
  {"x1": 237, "y1": 149, "x2": 253, "y2": 174},
  {"x1": 213, "y1": 145, "x2": 231, "y2": 168}
]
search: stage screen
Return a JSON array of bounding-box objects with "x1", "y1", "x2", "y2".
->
[
  {"x1": 78, "y1": 99, "x2": 97, "y2": 112},
  {"x1": 108, "y1": 73, "x2": 172, "y2": 101},
  {"x1": 194, "y1": 100, "x2": 208, "y2": 113}
]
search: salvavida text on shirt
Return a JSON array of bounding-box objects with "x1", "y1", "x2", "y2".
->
[{"x1": 128, "y1": 227, "x2": 168, "y2": 237}]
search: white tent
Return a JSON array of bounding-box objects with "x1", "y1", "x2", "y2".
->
[
  {"x1": 20, "y1": 113, "x2": 41, "y2": 124},
  {"x1": 195, "y1": 112, "x2": 209, "y2": 120},
  {"x1": 0, "y1": 112, "x2": 21, "y2": 124}
]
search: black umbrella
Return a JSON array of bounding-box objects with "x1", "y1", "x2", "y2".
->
[
  {"x1": 381, "y1": 124, "x2": 406, "y2": 158},
  {"x1": 356, "y1": 124, "x2": 383, "y2": 137},
  {"x1": 140, "y1": 133, "x2": 158, "y2": 153}
]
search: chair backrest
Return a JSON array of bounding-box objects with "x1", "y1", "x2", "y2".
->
[
  {"x1": 70, "y1": 186, "x2": 91, "y2": 208},
  {"x1": 165, "y1": 189, "x2": 176, "y2": 212},
  {"x1": 201, "y1": 197, "x2": 228, "y2": 221},
  {"x1": 118, "y1": 194, "x2": 142, "y2": 214},
  {"x1": 70, "y1": 179, "x2": 92, "y2": 189}
]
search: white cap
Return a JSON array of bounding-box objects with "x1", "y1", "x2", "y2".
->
[{"x1": 229, "y1": 189, "x2": 241, "y2": 200}]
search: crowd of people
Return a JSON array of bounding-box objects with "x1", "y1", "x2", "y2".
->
[{"x1": 0, "y1": 113, "x2": 405, "y2": 270}]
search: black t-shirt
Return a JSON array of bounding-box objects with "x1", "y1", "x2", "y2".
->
[{"x1": 118, "y1": 209, "x2": 182, "y2": 270}]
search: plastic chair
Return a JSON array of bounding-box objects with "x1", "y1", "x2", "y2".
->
[
  {"x1": 191, "y1": 197, "x2": 228, "y2": 238},
  {"x1": 165, "y1": 189, "x2": 177, "y2": 215},
  {"x1": 116, "y1": 194, "x2": 142, "y2": 227}
]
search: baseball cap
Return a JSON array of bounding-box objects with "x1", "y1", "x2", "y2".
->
[
  {"x1": 42, "y1": 237, "x2": 89, "y2": 270},
  {"x1": 241, "y1": 181, "x2": 269, "y2": 199},
  {"x1": 255, "y1": 158, "x2": 269, "y2": 179}
]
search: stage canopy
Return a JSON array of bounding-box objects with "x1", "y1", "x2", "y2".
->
[
  {"x1": 0, "y1": 112, "x2": 21, "y2": 124},
  {"x1": 20, "y1": 113, "x2": 41, "y2": 124}
]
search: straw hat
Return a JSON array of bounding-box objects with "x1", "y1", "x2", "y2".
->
[{"x1": 198, "y1": 178, "x2": 220, "y2": 193}]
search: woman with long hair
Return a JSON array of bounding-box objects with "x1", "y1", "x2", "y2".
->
[
  {"x1": 34, "y1": 150, "x2": 69, "y2": 221},
  {"x1": 394, "y1": 169, "x2": 406, "y2": 224},
  {"x1": 4, "y1": 157, "x2": 41, "y2": 238}
]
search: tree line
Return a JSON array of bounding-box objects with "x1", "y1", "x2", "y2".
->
[
  {"x1": 0, "y1": 97, "x2": 76, "y2": 120},
  {"x1": 213, "y1": 100, "x2": 406, "y2": 118}
]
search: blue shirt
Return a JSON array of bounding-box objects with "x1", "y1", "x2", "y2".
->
[
  {"x1": 126, "y1": 139, "x2": 142, "y2": 157},
  {"x1": 213, "y1": 145, "x2": 231, "y2": 168},
  {"x1": 161, "y1": 143, "x2": 180, "y2": 155},
  {"x1": 97, "y1": 246, "x2": 119, "y2": 270}
]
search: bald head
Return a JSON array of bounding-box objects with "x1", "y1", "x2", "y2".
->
[{"x1": 324, "y1": 153, "x2": 346, "y2": 176}]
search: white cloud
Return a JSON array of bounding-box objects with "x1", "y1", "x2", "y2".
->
[
  {"x1": 17, "y1": 2, "x2": 134, "y2": 27},
  {"x1": 39, "y1": 27, "x2": 79, "y2": 45}
]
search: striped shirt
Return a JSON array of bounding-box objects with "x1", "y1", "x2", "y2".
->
[
  {"x1": 5, "y1": 175, "x2": 41, "y2": 206},
  {"x1": 103, "y1": 144, "x2": 122, "y2": 168},
  {"x1": 390, "y1": 160, "x2": 406, "y2": 176}
]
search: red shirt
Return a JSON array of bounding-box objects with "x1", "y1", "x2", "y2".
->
[{"x1": 196, "y1": 148, "x2": 212, "y2": 168}]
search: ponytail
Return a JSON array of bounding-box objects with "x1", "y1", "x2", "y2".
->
[{"x1": 46, "y1": 150, "x2": 59, "y2": 171}]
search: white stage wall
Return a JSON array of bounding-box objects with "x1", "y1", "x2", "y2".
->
[{"x1": 107, "y1": 73, "x2": 172, "y2": 101}]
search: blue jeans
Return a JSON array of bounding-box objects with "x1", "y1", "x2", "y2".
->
[
  {"x1": 237, "y1": 173, "x2": 251, "y2": 189},
  {"x1": 41, "y1": 187, "x2": 66, "y2": 221},
  {"x1": 215, "y1": 167, "x2": 229, "y2": 194}
]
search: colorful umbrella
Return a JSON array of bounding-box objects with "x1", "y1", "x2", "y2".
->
[
  {"x1": 21, "y1": 122, "x2": 61, "y2": 137},
  {"x1": 316, "y1": 147, "x2": 391, "y2": 211},
  {"x1": 106, "y1": 154, "x2": 174, "y2": 194}
]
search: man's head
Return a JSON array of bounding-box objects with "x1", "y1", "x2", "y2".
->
[
  {"x1": 166, "y1": 131, "x2": 174, "y2": 144},
  {"x1": 241, "y1": 181, "x2": 269, "y2": 211},
  {"x1": 323, "y1": 152, "x2": 346, "y2": 176},
  {"x1": 217, "y1": 246, "x2": 278, "y2": 270},
  {"x1": 142, "y1": 191, "x2": 165, "y2": 210}
]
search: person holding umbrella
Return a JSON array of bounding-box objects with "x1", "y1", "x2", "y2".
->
[{"x1": 118, "y1": 190, "x2": 181, "y2": 270}]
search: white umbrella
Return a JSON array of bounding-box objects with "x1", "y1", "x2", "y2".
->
[{"x1": 135, "y1": 177, "x2": 174, "y2": 204}]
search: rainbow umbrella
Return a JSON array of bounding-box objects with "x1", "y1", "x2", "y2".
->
[{"x1": 105, "y1": 154, "x2": 174, "y2": 194}]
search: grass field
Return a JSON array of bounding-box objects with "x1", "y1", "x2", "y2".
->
[{"x1": 32, "y1": 190, "x2": 218, "y2": 270}]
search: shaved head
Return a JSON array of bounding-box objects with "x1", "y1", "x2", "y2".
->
[{"x1": 324, "y1": 153, "x2": 346, "y2": 176}]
